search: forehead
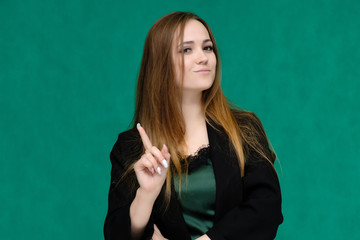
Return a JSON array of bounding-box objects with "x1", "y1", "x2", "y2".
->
[{"x1": 183, "y1": 19, "x2": 210, "y2": 41}]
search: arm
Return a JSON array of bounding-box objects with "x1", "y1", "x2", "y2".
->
[
  {"x1": 206, "y1": 160, "x2": 283, "y2": 240},
  {"x1": 104, "y1": 125, "x2": 171, "y2": 240},
  {"x1": 104, "y1": 135, "x2": 146, "y2": 240},
  {"x1": 130, "y1": 188, "x2": 158, "y2": 239},
  {"x1": 206, "y1": 112, "x2": 283, "y2": 240}
]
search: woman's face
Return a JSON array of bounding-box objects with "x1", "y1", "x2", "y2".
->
[{"x1": 173, "y1": 20, "x2": 217, "y2": 94}]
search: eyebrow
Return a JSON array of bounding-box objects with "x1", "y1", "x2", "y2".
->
[{"x1": 179, "y1": 39, "x2": 212, "y2": 46}]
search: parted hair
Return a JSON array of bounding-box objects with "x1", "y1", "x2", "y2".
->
[{"x1": 123, "y1": 11, "x2": 275, "y2": 206}]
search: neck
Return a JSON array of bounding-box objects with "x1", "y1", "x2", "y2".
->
[
  {"x1": 181, "y1": 90, "x2": 209, "y2": 155},
  {"x1": 181, "y1": 90, "x2": 205, "y2": 131}
]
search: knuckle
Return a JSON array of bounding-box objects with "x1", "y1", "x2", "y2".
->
[
  {"x1": 152, "y1": 147, "x2": 162, "y2": 158},
  {"x1": 139, "y1": 156, "x2": 147, "y2": 163}
]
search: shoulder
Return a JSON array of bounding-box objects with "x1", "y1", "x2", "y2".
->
[
  {"x1": 115, "y1": 128, "x2": 141, "y2": 148},
  {"x1": 111, "y1": 128, "x2": 143, "y2": 166},
  {"x1": 231, "y1": 109, "x2": 276, "y2": 164},
  {"x1": 231, "y1": 109, "x2": 264, "y2": 133}
]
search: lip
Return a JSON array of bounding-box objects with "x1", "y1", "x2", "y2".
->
[{"x1": 194, "y1": 69, "x2": 211, "y2": 73}]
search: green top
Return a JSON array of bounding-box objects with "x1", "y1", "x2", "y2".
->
[{"x1": 174, "y1": 147, "x2": 216, "y2": 240}]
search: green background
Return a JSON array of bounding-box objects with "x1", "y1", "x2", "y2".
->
[{"x1": 1, "y1": 0, "x2": 359, "y2": 239}]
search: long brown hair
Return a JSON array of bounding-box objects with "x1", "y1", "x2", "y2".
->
[{"x1": 128, "y1": 11, "x2": 275, "y2": 206}]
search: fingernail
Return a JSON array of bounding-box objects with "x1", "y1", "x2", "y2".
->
[
  {"x1": 157, "y1": 166, "x2": 162, "y2": 175},
  {"x1": 151, "y1": 167, "x2": 155, "y2": 174},
  {"x1": 136, "y1": 123, "x2": 141, "y2": 129},
  {"x1": 162, "y1": 159, "x2": 168, "y2": 168}
]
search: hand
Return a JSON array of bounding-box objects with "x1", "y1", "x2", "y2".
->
[
  {"x1": 195, "y1": 234, "x2": 211, "y2": 240},
  {"x1": 134, "y1": 123, "x2": 171, "y2": 199},
  {"x1": 151, "y1": 224, "x2": 168, "y2": 240}
]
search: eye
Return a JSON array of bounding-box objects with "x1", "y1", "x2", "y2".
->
[
  {"x1": 178, "y1": 47, "x2": 191, "y2": 54},
  {"x1": 183, "y1": 47, "x2": 191, "y2": 53},
  {"x1": 204, "y1": 46, "x2": 214, "y2": 51}
]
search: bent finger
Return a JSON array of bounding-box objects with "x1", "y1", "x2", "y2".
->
[
  {"x1": 139, "y1": 155, "x2": 157, "y2": 175},
  {"x1": 153, "y1": 224, "x2": 164, "y2": 238},
  {"x1": 161, "y1": 144, "x2": 171, "y2": 167},
  {"x1": 150, "y1": 146, "x2": 168, "y2": 169},
  {"x1": 145, "y1": 152, "x2": 162, "y2": 175}
]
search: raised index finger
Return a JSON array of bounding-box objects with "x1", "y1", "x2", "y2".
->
[{"x1": 137, "y1": 123, "x2": 152, "y2": 151}]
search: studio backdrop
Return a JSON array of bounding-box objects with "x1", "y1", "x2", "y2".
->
[{"x1": 1, "y1": 0, "x2": 359, "y2": 239}]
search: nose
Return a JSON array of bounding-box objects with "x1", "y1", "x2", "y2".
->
[{"x1": 195, "y1": 50, "x2": 208, "y2": 64}]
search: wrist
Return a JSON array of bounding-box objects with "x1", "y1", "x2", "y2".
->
[
  {"x1": 136, "y1": 187, "x2": 158, "y2": 204},
  {"x1": 130, "y1": 188, "x2": 157, "y2": 239}
]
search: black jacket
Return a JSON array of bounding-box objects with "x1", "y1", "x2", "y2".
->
[{"x1": 104, "y1": 113, "x2": 283, "y2": 240}]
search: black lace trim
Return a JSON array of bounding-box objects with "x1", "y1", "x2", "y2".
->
[{"x1": 181, "y1": 145, "x2": 210, "y2": 174}]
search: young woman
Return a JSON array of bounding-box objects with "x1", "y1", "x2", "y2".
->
[{"x1": 104, "y1": 11, "x2": 283, "y2": 240}]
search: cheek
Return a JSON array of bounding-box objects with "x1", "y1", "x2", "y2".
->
[
  {"x1": 211, "y1": 54, "x2": 217, "y2": 67},
  {"x1": 183, "y1": 58, "x2": 191, "y2": 71},
  {"x1": 211, "y1": 55, "x2": 217, "y2": 80}
]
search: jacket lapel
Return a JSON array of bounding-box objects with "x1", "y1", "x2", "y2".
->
[
  {"x1": 156, "y1": 121, "x2": 243, "y2": 237},
  {"x1": 206, "y1": 121, "x2": 243, "y2": 222}
]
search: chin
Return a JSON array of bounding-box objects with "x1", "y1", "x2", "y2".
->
[
  {"x1": 189, "y1": 85, "x2": 214, "y2": 92},
  {"x1": 182, "y1": 79, "x2": 215, "y2": 92}
]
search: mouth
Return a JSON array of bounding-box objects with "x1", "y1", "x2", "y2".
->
[{"x1": 194, "y1": 69, "x2": 211, "y2": 73}]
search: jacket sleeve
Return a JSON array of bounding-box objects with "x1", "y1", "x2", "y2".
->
[
  {"x1": 104, "y1": 133, "x2": 154, "y2": 240},
  {"x1": 206, "y1": 112, "x2": 283, "y2": 240},
  {"x1": 206, "y1": 160, "x2": 283, "y2": 240}
]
